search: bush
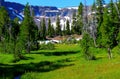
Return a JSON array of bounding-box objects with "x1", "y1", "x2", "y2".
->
[
  {"x1": 39, "y1": 42, "x2": 55, "y2": 50},
  {"x1": 80, "y1": 32, "x2": 96, "y2": 60},
  {"x1": 31, "y1": 41, "x2": 39, "y2": 51},
  {"x1": 62, "y1": 37, "x2": 77, "y2": 44},
  {"x1": 0, "y1": 42, "x2": 15, "y2": 54}
]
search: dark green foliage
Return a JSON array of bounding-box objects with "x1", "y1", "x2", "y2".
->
[
  {"x1": 71, "y1": 3, "x2": 83, "y2": 35},
  {"x1": 62, "y1": 24, "x2": 66, "y2": 36},
  {"x1": 78, "y1": 2, "x2": 83, "y2": 17},
  {"x1": 11, "y1": 18, "x2": 20, "y2": 40},
  {"x1": 0, "y1": 6, "x2": 11, "y2": 53},
  {"x1": 19, "y1": 3, "x2": 38, "y2": 53},
  {"x1": 31, "y1": 41, "x2": 39, "y2": 51},
  {"x1": 47, "y1": 18, "x2": 54, "y2": 37},
  {"x1": 0, "y1": 7, "x2": 10, "y2": 39},
  {"x1": 81, "y1": 32, "x2": 95, "y2": 60},
  {"x1": 96, "y1": 0, "x2": 106, "y2": 46},
  {"x1": 100, "y1": 9, "x2": 112, "y2": 47},
  {"x1": 40, "y1": 18, "x2": 46, "y2": 40},
  {"x1": 71, "y1": 12, "x2": 77, "y2": 34},
  {"x1": 75, "y1": 2, "x2": 83, "y2": 35},
  {"x1": 51, "y1": 24, "x2": 55, "y2": 37},
  {"x1": 96, "y1": 0, "x2": 105, "y2": 24},
  {"x1": 91, "y1": 2, "x2": 96, "y2": 11},
  {"x1": 117, "y1": 29, "x2": 120, "y2": 48},
  {"x1": 66, "y1": 19, "x2": 71, "y2": 35},
  {"x1": 56, "y1": 16, "x2": 62, "y2": 36},
  {"x1": 75, "y1": 17, "x2": 83, "y2": 35},
  {"x1": 100, "y1": 8, "x2": 115, "y2": 59}
]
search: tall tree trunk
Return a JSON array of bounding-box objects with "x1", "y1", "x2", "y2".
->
[
  {"x1": 93, "y1": 36, "x2": 97, "y2": 47},
  {"x1": 27, "y1": 41, "x2": 30, "y2": 53},
  {"x1": 108, "y1": 47, "x2": 112, "y2": 59}
]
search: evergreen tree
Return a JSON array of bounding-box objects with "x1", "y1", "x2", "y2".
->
[
  {"x1": 109, "y1": 0, "x2": 118, "y2": 46},
  {"x1": 117, "y1": 28, "x2": 120, "y2": 49},
  {"x1": 11, "y1": 18, "x2": 20, "y2": 59},
  {"x1": 78, "y1": 2, "x2": 83, "y2": 18},
  {"x1": 96, "y1": 0, "x2": 105, "y2": 26},
  {"x1": 0, "y1": 6, "x2": 10, "y2": 53},
  {"x1": 66, "y1": 19, "x2": 70, "y2": 35},
  {"x1": 19, "y1": 3, "x2": 38, "y2": 53},
  {"x1": 76, "y1": 17, "x2": 83, "y2": 35},
  {"x1": 0, "y1": 6, "x2": 10, "y2": 40},
  {"x1": 47, "y1": 18, "x2": 53, "y2": 37},
  {"x1": 51, "y1": 24, "x2": 55, "y2": 37},
  {"x1": 11, "y1": 18, "x2": 20, "y2": 40},
  {"x1": 76, "y1": 2, "x2": 83, "y2": 35},
  {"x1": 71, "y1": 12, "x2": 77, "y2": 34},
  {"x1": 62, "y1": 24, "x2": 66, "y2": 36},
  {"x1": 56, "y1": 16, "x2": 62, "y2": 36},
  {"x1": 96, "y1": 0, "x2": 105, "y2": 46},
  {"x1": 92, "y1": 2, "x2": 96, "y2": 12},
  {"x1": 100, "y1": 9, "x2": 113, "y2": 59},
  {"x1": 81, "y1": 32, "x2": 95, "y2": 60},
  {"x1": 40, "y1": 18, "x2": 46, "y2": 40},
  {"x1": 116, "y1": 0, "x2": 120, "y2": 52}
]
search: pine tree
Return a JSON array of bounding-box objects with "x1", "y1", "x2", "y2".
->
[
  {"x1": 96, "y1": 0, "x2": 105, "y2": 26},
  {"x1": 71, "y1": 12, "x2": 77, "y2": 34},
  {"x1": 76, "y1": 2, "x2": 83, "y2": 35},
  {"x1": 109, "y1": 0, "x2": 119, "y2": 46},
  {"x1": 10, "y1": 18, "x2": 20, "y2": 59},
  {"x1": 62, "y1": 24, "x2": 66, "y2": 36},
  {"x1": 116, "y1": 0, "x2": 120, "y2": 52},
  {"x1": 11, "y1": 18, "x2": 20, "y2": 40},
  {"x1": 40, "y1": 18, "x2": 46, "y2": 40},
  {"x1": 19, "y1": 3, "x2": 38, "y2": 53},
  {"x1": 117, "y1": 28, "x2": 120, "y2": 49},
  {"x1": 76, "y1": 17, "x2": 83, "y2": 35},
  {"x1": 81, "y1": 32, "x2": 95, "y2": 60},
  {"x1": 0, "y1": 6, "x2": 10, "y2": 40},
  {"x1": 56, "y1": 16, "x2": 62, "y2": 36},
  {"x1": 78, "y1": 2, "x2": 83, "y2": 18},
  {"x1": 47, "y1": 18, "x2": 53, "y2": 37},
  {"x1": 100, "y1": 9, "x2": 113, "y2": 59},
  {"x1": 51, "y1": 24, "x2": 55, "y2": 37},
  {"x1": 0, "y1": 6, "x2": 10, "y2": 53},
  {"x1": 96, "y1": 0, "x2": 106, "y2": 46},
  {"x1": 66, "y1": 19, "x2": 70, "y2": 35}
]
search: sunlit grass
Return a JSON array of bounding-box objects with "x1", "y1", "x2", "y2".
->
[{"x1": 1, "y1": 44, "x2": 120, "y2": 79}]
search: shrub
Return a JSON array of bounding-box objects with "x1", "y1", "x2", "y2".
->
[
  {"x1": 31, "y1": 41, "x2": 39, "y2": 51},
  {"x1": 80, "y1": 32, "x2": 96, "y2": 60},
  {"x1": 39, "y1": 42, "x2": 55, "y2": 50},
  {"x1": 62, "y1": 37, "x2": 77, "y2": 44}
]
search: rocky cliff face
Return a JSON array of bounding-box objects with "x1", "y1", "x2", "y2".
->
[
  {"x1": 0, "y1": 1, "x2": 77, "y2": 21},
  {"x1": 0, "y1": 1, "x2": 78, "y2": 29}
]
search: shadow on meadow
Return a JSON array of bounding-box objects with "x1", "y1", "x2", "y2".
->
[
  {"x1": 31, "y1": 50, "x2": 80, "y2": 56},
  {"x1": 0, "y1": 58, "x2": 74, "y2": 79}
]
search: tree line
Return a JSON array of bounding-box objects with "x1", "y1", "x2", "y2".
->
[
  {"x1": 0, "y1": 0, "x2": 120, "y2": 60},
  {"x1": 0, "y1": 3, "x2": 82, "y2": 60},
  {"x1": 80, "y1": 0, "x2": 120, "y2": 60}
]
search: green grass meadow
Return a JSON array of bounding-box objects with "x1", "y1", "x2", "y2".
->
[{"x1": 0, "y1": 44, "x2": 120, "y2": 79}]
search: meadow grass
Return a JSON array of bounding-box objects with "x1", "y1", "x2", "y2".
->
[{"x1": 0, "y1": 44, "x2": 120, "y2": 79}]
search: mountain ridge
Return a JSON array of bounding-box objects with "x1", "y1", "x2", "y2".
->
[{"x1": 0, "y1": 0, "x2": 78, "y2": 20}]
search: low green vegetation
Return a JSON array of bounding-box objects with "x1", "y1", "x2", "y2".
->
[
  {"x1": 0, "y1": 44, "x2": 120, "y2": 79},
  {"x1": 39, "y1": 43, "x2": 55, "y2": 50},
  {"x1": 0, "y1": 0, "x2": 120, "y2": 79}
]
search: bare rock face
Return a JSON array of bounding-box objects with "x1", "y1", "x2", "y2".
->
[
  {"x1": 0, "y1": 0, "x2": 4, "y2": 6},
  {"x1": 1, "y1": 0, "x2": 77, "y2": 21}
]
